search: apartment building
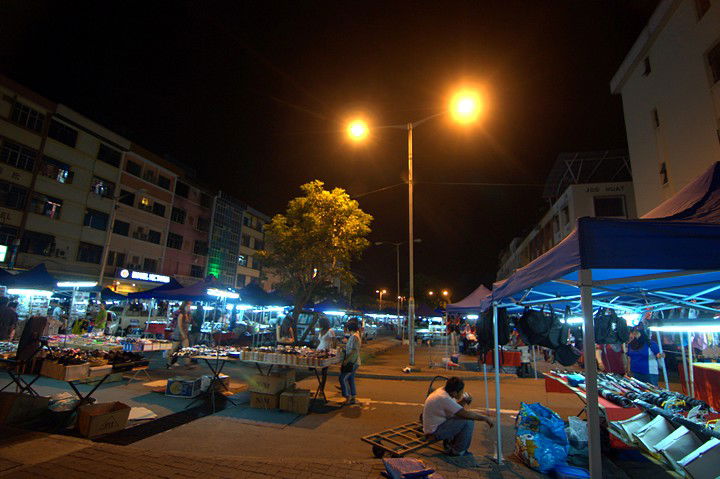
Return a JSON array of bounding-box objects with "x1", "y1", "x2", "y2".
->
[
  {"x1": 237, "y1": 206, "x2": 269, "y2": 287},
  {"x1": 611, "y1": 0, "x2": 720, "y2": 215},
  {"x1": 162, "y1": 178, "x2": 213, "y2": 284}
]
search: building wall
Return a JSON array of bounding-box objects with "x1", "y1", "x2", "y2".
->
[
  {"x1": 163, "y1": 179, "x2": 213, "y2": 284},
  {"x1": 611, "y1": 0, "x2": 720, "y2": 215},
  {"x1": 207, "y1": 193, "x2": 243, "y2": 287},
  {"x1": 497, "y1": 181, "x2": 636, "y2": 280},
  {"x1": 236, "y1": 207, "x2": 268, "y2": 287}
]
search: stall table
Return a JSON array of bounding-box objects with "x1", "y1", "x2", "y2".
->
[{"x1": 691, "y1": 363, "x2": 720, "y2": 410}]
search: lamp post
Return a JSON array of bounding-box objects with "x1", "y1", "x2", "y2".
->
[
  {"x1": 375, "y1": 289, "x2": 387, "y2": 310},
  {"x1": 346, "y1": 88, "x2": 483, "y2": 366},
  {"x1": 375, "y1": 239, "x2": 422, "y2": 335}
]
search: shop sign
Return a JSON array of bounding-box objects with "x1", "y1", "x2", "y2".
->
[{"x1": 118, "y1": 269, "x2": 171, "y2": 283}]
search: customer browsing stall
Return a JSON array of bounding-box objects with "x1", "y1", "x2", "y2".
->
[
  {"x1": 423, "y1": 376, "x2": 493, "y2": 456},
  {"x1": 167, "y1": 301, "x2": 192, "y2": 369},
  {"x1": 277, "y1": 314, "x2": 295, "y2": 345},
  {"x1": 626, "y1": 326, "x2": 664, "y2": 386},
  {"x1": 316, "y1": 316, "x2": 335, "y2": 351},
  {"x1": 339, "y1": 318, "x2": 361, "y2": 405}
]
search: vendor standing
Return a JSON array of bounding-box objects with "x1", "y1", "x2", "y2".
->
[
  {"x1": 94, "y1": 302, "x2": 109, "y2": 334},
  {"x1": 277, "y1": 315, "x2": 295, "y2": 345},
  {"x1": 627, "y1": 327, "x2": 664, "y2": 386}
]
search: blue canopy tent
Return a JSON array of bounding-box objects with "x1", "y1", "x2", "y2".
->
[
  {"x1": 125, "y1": 277, "x2": 184, "y2": 299},
  {"x1": 0, "y1": 267, "x2": 15, "y2": 286},
  {"x1": 446, "y1": 284, "x2": 491, "y2": 312},
  {"x1": 483, "y1": 162, "x2": 720, "y2": 475},
  {"x1": 5, "y1": 264, "x2": 57, "y2": 291},
  {"x1": 100, "y1": 287, "x2": 127, "y2": 301},
  {"x1": 146, "y1": 278, "x2": 238, "y2": 302}
]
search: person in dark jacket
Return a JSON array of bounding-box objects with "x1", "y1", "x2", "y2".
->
[{"x1": 0, "y1": 301, "x2": 19, "y2": 341}]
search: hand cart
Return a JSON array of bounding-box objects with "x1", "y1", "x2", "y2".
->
[{"x1": 361, "y1": 376, "x2": 448, "y2": 458}]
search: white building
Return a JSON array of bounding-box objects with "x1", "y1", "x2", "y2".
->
[{"x1": 611, "y1": 0, "x2": 720, "y2": 215}]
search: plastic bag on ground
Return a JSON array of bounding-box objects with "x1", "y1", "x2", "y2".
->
[
  {"x1": 566, "y1": 416, "x2": 588, "y2": 467},
  {"x1": 514, "y1": 402, "x2": 569, "y2": 473}
]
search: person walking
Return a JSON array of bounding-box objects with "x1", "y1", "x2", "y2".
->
[
  {"x1": 167, "y1": 301, "x2": 192, "y2": 368},
  {"x1": 339, "y1": 318, "x2": 361, "y2": 405}
]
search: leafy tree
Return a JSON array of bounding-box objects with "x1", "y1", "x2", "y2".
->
[{"x1": 259, "y1": 180, "x2": 373, "y2": 339}]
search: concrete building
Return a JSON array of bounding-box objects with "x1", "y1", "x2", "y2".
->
[
  {"x1": 497, "y1": 151, "x2": 636, "y2": 280},
  {"x1": 611, "y1": 0, "x2": 720, "y2": 215},
  {"x1": 162, "y1": 177, "x2": 213, "y2": 284},
  {"x1": 0, "y1": 75, "x2": 132, "y2": 281},
  {"x1": 237, "y1": 206, "x2": 269, "y2": 288},
  {"x1": 207, "y1": 192, "x2": 244, "y2": 287}
]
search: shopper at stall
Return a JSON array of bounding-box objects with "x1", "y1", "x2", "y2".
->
[
  {"x1": 339, "y1": 318, "x2": 361, "y2": 405},
  {"x1": 423, "y1": 376, "x2": 493, "y2": 456},
  {"x1": 93, "y1": 302, "x2": 109, "y2": 334},
  {"x1": 0, "y1": 300, "x2": 18, "y2": 341},
  {"x1": 277, "y1": 314, "x2": 295, "y2": 345},
  {"x1": 167, "y1": 301, "x2": 192, "y2": 368},
  {"x1": 627, "y1": 327, "x2": 664, "y2": 386},
  {"x1": 190, "y1": 306, "x2": 204, "y2": 346},
  {"x1": 316, "y1": 316, "x2": 335, "y2": 351}
]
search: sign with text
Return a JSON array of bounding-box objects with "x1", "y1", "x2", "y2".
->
[{"x1": 118, "y1": 269, "x2": 171, "y2": 283}]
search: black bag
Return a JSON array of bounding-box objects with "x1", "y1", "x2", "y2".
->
[
  {"x1": 517, "y1": 306, "x2": 568, "y2": 349},
  {"x1": 594, "y1": 309, "x2": 629, "y2": 344},
  {"x1": 554, "y1": 344, "x2": 581, "y2": 366},
  {"x1": 476, "y1": 307, "x2": 511, "y2": 355}
]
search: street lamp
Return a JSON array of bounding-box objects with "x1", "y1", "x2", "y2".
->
[
  {"x1": 375, "y1": 289, "x2": 387, "y2": 310},
  {"x1": 346, "y1": 88, "x2": 483, "y2": 366},
  {"x1": 428, "y1": 290, "x2": 434, "y2": 296},
  {"x1": 374, "y1": 238, "x2": 422, "y2": 334}
]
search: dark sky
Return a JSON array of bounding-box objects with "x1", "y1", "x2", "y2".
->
[{"x1": 0, "y1": 0, "x2": 658, "y2": 301}]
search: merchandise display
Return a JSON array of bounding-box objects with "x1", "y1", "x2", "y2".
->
[
  {"x1": 45, "y1": 334, "x2": 170, "y2": 352},
  {"x1": 175, "y1": 345, "x2": 340, "y2": 367},
  {"x1": 0, "y1": 341, "x2": 17, "y2": 359}
]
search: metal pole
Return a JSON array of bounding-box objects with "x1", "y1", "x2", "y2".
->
[
  {"x1": 483, "y1": 362, "x2": 489, "y2": 413},
  {"x1": 396, "y1": 244, "x2": 400, "y2": 335},
  {"x1": 579, "y1": 269, "x2": 602, "y2": 479},
  {"x1": 680, "y1": 336, "x2": 690, "y2": 395},
  {"x1": 655, "y1": 330, "x2": 669, "y2": 390},
  {"x1": 531, "y1": 345, "x2": 538, "y2": 379},
  {"x1": 687, "y1": 332, "x2": 695, "y2": 398},
  {"x1": 492, "y1": 303, "x2": 503, "y2": 464},
  {"x1": 97, "y1": 196, "x2": 120, "y2": 300},
  {"x1": 407, "y1": 123, "x2": 415, "y2": 366}
]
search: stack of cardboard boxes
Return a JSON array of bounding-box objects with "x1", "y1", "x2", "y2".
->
[{"x1": 248, "y1": 369, "x2": 310, "y2": 414}]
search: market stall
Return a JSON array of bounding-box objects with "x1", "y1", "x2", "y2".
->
[
  {"x1": 4, "y1": 264, "x2": 57, "y2": 320},
  {"x1": 476, "y1": 162, "x2": 720, "y2": 476}
]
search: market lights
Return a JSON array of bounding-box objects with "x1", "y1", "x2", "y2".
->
[
  {"x1": 7, "y1": 288, "x2": 53, "y2": 297},
  {"x1": 57, "y1": 281, "x2": 98, "y2": 288},
  {"x1": 206, "y1": 288, "x2": 240, "y2": 299}
]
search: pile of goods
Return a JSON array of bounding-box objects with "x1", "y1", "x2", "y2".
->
[
  {"x1": 44, "y1": 348, "x2": 145, "y2": 367},
  {"x1": 174, "y1": 345, "x2": 340, "y2": 367},
  {"x1": 119, "y1": 337, "x2": 171, "y2": 352},
  {"x1": 46, "y1": 334, "x2": 124, "y2": 351},
  {"x1": 0, "y1": 341, "x2": 17, "y2": 359}
]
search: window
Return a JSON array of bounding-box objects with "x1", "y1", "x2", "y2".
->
[
  {"x1": 175, "y1": 181, "x2": 189, "y2": 198},
  {"x1": 193, "y1": 240, "x2": 208, "y2": 255},
  {"x1": 171, "y1": 207, "x2": 186, "y2": 224},
  {"x1": 125, "y1": 159, "x2": 141, "y2": 176},
  {"x1": 238, "y1": 254, "x2": 248, "y2": 266},
  {"x1": 84, "y1": 209, "x2": 109, "y2": 231},
  {"x1": 199, "y1": 193, "x2": 212, "y2": 208},
  {"x1": 254, "y1": 240, "x2": 264, "y2": 250},
  {"x1": 660, "y1": 162, "x2": 669, "y2": 185},
  {"x1": 243, "y1": 216, "x2": 250, "y2": 227},
  {"x1": 190, "y1": 265, "x2": 204, "y2": 278},
  {"x1": 115, "y1": 252, "x2": 126, "y2": 267},
  {"x1": 142, "y1": 169, "x2": 156, "y2": 183},
  {"x1": 21, "y1": 231, "x2": 54, "y2": 256},
  {"x1": 593, "y1": 196, "x2": 626, "y2": 218},
  {"x1": 696, "y1": 0, "x2": 711, "y2": 19},
  {"x1": 0, "y1": 225, "x2": 18, "y2": 249},
  {"x1": 147, "y1": 230, "x2": 161, "y2": 244},
  {"x1": 118, "y1": 189, "x2": 135, "y2": 206},
  {"x1": 30, "y1": 193, "x2": 62, "y2": 219},
  {"x1": 0, "y1": 140, "x2": 36, "y2": 171},
  {"x1": 143, "y1": 258, "x2": 158, "y2": 272},
  {"x1": 652, "y1": 108, "x2": 660, "y2": 128},
  {"x1": 241, "y1": 234, "x2": 251, "y2": 248},
  {"x1": 236, "y1": 274, "x2": 246, "y2": 287},
  {"x1": 642, "y1": 57, "x2": 651, "y2": 76},
  {"x1": 138, "y1": 196, "x2": 152, "y2": 212},
  {"x1": 77, "y1": 242, "x2": 103, "y2": 264},
  {"x1": 39, "y1": 156, "x2": 73, "y2": 184},
  {"x1": 708, "y1": 41, "x2": 720, "y2": 84},
  {"x1": 0, "y1": 181, "x2": 28, "y2": 210},
  {"x1": 197, "y1": 216, "x2": 210, "y2": 232},
  {"x1": 48, "y1": 119, "x2": 77, "y2": 147},
  {"x1": 167, "y1": 232, "x2": 183, "y2": 249},
  {"x1": 11, "y1": 102, "x2": 44, "y2": 132},
  {"x1": 97, "y1": 144, "x2": 121, "y2": 167},
  {"x1": 152, "y1": 202, "x2": 166, "y2": 217},
  {"x1": 90, "y1": 176, "x2": 115, "y2": 198},
  {"x1": 157, "y1": 175, "x2": 171, "y2": 190},
  {"x1": 113, "y1": 220, "x2": 130, "y2": 236}
]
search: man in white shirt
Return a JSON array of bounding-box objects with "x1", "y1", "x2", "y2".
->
[{"x1": 422, "y1": 377, "x2": 493, "y2": 456}]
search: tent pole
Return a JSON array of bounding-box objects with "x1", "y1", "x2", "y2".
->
[
  {"x1": 687, "y1": 332, "x2": 695, "y2": 398},
  {"x1": 680, "y1": 336, "x2": 690, "y2": 395},
  {"x1": 655, "y1": 330, "x2": 669, "y2": 390},
  {"x1": 483, "y1": 362, "x2": 489, "y2": 413},
  {"x1": 579, "y1": 269, "x2": 602, "y2": 479},
  {"x1": 531, "y1": 345, "x2": 538, "y2": 379},
  {"x1": 492, "y1": 302, "x2": 503, "y2": 464}
]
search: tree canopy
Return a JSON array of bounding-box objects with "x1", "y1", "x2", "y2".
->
[{"x1": 259, "y1": 180, "x2": 373, "y2": 320}]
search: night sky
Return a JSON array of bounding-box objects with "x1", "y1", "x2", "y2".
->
[{"x1": 0, "y1": 1, "x2": 658, "y2": 302}]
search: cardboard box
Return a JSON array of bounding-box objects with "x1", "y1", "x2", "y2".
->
[
  {"x1": 77, "y1": 402, "x2": 131, "y2": 438},
  {"x1": 279, "y1": 389, "x2": 310, "y2": 415},
  {"x1": 250, "y1": 391, "x2": 280, "y2": 409},
  {"x1": 0, "y1": 392, "x2": 50, "y2": 425},
  {"x1": 248, "y1": 373, "x2": 286, "y2": 394},
  {"x1": 40, "y1": 360, "x2": 89, "y2": 381},
  {"x1": 165, "y1": 376, "x2": 202, "y2": 398}
]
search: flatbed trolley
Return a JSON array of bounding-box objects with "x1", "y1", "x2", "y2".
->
[{"x1": 362, "y1": 376, "x2": 448, "y2": 458}]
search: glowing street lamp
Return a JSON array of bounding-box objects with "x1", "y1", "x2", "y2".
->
[
  {"x1": 450, "y1": 90, "x2": 483, "y2": 124},
  {"x1": 347, "y1": 119, "x2": 369, "y2": 141}
]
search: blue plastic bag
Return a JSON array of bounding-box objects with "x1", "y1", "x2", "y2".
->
[{"x1": 514, "y1": 402, "x2": 569, "y2": 473}]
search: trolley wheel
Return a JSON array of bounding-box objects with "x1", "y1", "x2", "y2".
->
[{"x1": 372, "y1": 445, "x2": 386, "y2": 458}]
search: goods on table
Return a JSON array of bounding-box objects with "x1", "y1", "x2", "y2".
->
[
  {"x1": 45, "y1": 334, "x2": 171, "y2": 353},
  {"x1": 175, "y1": 345, "x2": 340, "y2": 367},
  {"x1": 0, "y1": 342, "x2": 17, "y2": 359}
]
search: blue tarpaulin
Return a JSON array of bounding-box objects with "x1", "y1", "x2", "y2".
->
[
  {"x1": 126, "y1": 277, "x2": 184, "y2": 299},
  {"x1": 5, "y1": 264, "x2": 57, "y2": 290}
]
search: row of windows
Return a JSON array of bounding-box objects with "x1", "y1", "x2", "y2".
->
[
  {"x1": 174, "y1": 181, "x2": 213, "y2": 207},
  {"x1": 169, "y1": 206, "x2": 210, "y2": 231},
  {"x1": 124, "y1": 159, "x2": 173, "y2": 191},
  {"x1": 106, "y1": 250, "x2": 158, "y2": 273},
  {"x1": 164, "y1": 231, "x2": 209, "y2": 256},
  {"x1": 10, "y1": 102, "x2": 45, "y2": 133}
]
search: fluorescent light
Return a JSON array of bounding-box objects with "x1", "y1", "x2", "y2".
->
[
  {"x1": 649, "y1": 325, "x2": 720, "y2": 333},
  {"x1": 323, "y1": 310, "x2": 345, "y2": 316},
  {"x1": 8, "y1": 288, "x2": 53, "y2": 297},
  {"x1": 622, "y1": 313, "x2": 641, "y2": 325},
  {"x1": 563, "y1": 317, "x2": 585, "y2": 325},
  {"x1": 235, "y1": 304, "x2": 253, "y2": 311},
  {"x1": 57, "y1": 281, "x2": 98, "y2": 288},
  {"x1": 207, "y1": 288, "x2": 240, "y2": 299},
  {"x1": 466, "y1": 314, "x2": 479, "y2": 320},
  {"x1": 225, "y1": 304, "x2": 234, "y2": 310}
]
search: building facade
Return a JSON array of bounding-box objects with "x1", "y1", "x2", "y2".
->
[
  {"x1": 237, "y1": 206, "x2": 269, "y2": 288},
  {"x1": 611, "y1": 0, "x2": 720, "y2": 215}
]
